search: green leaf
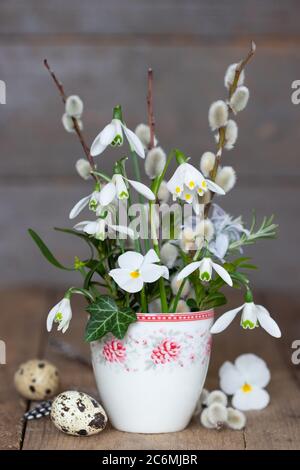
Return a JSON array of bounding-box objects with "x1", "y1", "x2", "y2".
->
[
  {"x1": 54, "y1": 227, "x2": 95, "y2": 258},
  {"x1": 85, "y1": 295, "x2": 137, "y2": 342},
  {"x1": 28, "y1": 229, "x2": 74, "y2": 271}
]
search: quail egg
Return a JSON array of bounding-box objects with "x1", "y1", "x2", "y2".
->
[
  {"x1": 14, "y1": 359, "x2": 59, "y2": 400},
  {"x1": 51, "y1": 391, "x2": 107, "y2": 436}
]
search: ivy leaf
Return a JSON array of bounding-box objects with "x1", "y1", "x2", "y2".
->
[
  {"x1": 85, "y1": 296, "x2": 137, "y2": 342},
  {"x1": 28, "y1": 229, "x2": 74, "y2": 271}
]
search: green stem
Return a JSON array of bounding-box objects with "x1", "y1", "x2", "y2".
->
[
  {"x1": 90, "y1": 170, "x2": 111, "y2": 182},
  {"x1": 140, "y1": 287, "x2": 148, "y2": 313},
  {"x1": 152, "y1": 149, "x2": 175, "y2": 197},
  {"x1": 131, "y1": 151, "x2": 150, "y2": 252}
]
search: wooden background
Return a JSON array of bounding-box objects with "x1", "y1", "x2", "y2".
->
[{"x1": 0, "y1": 1, "x2": 299, "y2": 292}]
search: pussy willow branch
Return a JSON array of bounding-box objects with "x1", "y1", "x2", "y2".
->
[
  {"x1": 43, "y1": 59, "x2": 98, "y2": 182},
  {"x1": 147, "y1": 68, "x2": 155, "y2": 149},
  {"x1": 204, "y1": 41, "x2": 256, "y2": 218}
]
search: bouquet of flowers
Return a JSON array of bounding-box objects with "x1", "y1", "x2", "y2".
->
[{"x1": 30, "y1": 43, "x2": 281, "y2": 342}]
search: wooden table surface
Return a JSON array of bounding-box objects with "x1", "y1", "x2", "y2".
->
[{"x1": 0, "y1": 287, "x2": 299, "y2": 450}]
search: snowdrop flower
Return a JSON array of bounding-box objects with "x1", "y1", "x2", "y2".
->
[
  {"x1": 135, "y1": 123, "x2": 157, "y2": 149},
  {"x1": 167, "y1": 163, "x2": 224, "y2": 213},
  {"x1": 74, "y1": 215, "x2": 134, "y2": 241},
  {"x1": 145, "y1": 147, "x2": 166, "y2": 179},
  {"x1": 62, "y1": 113, "x2": 83, "y2": 133},
  {"x1": 230, "y1": 86, "x2": 249, "y2": 114},
  {"x1": 219, "y1": 354, "x2": 271, "y2": 411},
  {"x1": 90, "y1": 108, "x2": 145, "y2": 159},
  {"x1": 208, "y1": 100, "x2": 228, "y2": 131},
  {"x1": 211, "y1": 291, "x2": 281, "y2": 337},
  {"x1": 97, "y1": 175, "x2": 155, "y2": 207},
  {"x1": 200, "y1": 152, "x2": 215, "y2": 177},
  {"x1": 224, "y1": 63, "x2": 245, "y2": 89},
  {"x1": 215, "y1": 166, "x2": 236, "y2": 193},
  {"x1": 65, "y1": 95, "x2": 83, "y2": 118},
  {"x1": 160, "y1": 242, "x2": 178, "y2": 268},
  {"x1": 109, "y1": 249, "x2": 169, "y2": 293},
  {"x1": 175, "y1": 299, "x2": 190, "y2": 313},
  {"x1": 171, "y1": 276, "x2": 190, "y2": 297},
  {"x1": 177, "y1": 257, "x2": 232, "y2": 286},
  {"x1": 47, "y1": 296, "x2": 72, "y2": 334},
  {"x1": 224, "y1": 120, "x2": 238, "y2": 150},
  {"x1": 75, "y1": 159, "x2": 92, "y2": 180},
  {"x1": 69, "y1": 190, "x2": 102, "y2": 219},
  {"x1": 157, "y1": 180, "x2": 170, "y2": 203}
]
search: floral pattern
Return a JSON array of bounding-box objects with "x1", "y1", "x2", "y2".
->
[
  {"x1": 151, "y1": 339, "x2": 181, "y2": 364},
  {"x1": 102, "y1": 339, "x2": 126, "y2": 363}
]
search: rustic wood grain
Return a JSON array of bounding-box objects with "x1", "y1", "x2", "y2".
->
[
  {"x1": 0, "y1": 1, "x2": 299, "y2": 37},
  {"x1": 0, "y1": 288, "x2": 49, "y2": 450}
]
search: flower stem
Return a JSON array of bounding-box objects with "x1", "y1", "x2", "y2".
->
[{"x1": 140, "y1": 287, "x2": 148, "y2": 313}]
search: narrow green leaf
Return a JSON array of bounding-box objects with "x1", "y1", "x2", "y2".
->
[
  {"x1": 28, "y1": 229, "x2": 74, "y2": 271},
  {"x1": 54, "y1": 227, "x2": 95, "y2": 258}
]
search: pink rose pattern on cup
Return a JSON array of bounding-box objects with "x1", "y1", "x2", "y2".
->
[
  {"x1": 151, "y1": 339, "x2": 181, "y2": 364},
  {"x1": 102, "y1": 339, "x2": 126, "y2": 363}
]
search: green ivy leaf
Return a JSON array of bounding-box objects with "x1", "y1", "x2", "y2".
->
[
  {"x1": 85, "y1": 296, "x2": 137, "y2": 342},
  {"x1": 28, "y1": 229, "x2": 74, "y2": 271}
]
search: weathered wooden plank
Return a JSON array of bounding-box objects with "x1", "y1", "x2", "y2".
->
[
  {"x1": 0, "y1": 183, "x2": 297, "y2": 290},
  {"x1": 0, "y1": 288, "x2": 48, "y2": 450},
  {"x1": 0, "y1": 1, "x2": 299, "y2": 37},
  {"x1": 0, "y1": 44, "x2": 299, "y2": 178}
]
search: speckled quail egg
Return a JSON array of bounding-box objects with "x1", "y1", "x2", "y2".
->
[
  {"x1": 51, "y1": 391, "x2": 107, "y2": 436},
  {"x1": 14, "y1": 359, "x2": 59, "y2": 400}
]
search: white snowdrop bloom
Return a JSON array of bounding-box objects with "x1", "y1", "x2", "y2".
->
[
  {"x1": 224, "y1": 120, "x2": 238, "y2": 150},
  {"x1": 207, "y1": 403, "x2": 228, "y2": 429},
  {"x1": 211, "y1": 294, "x2": 281, "y2": 337},
  {"x1": 230, "y1": 86, "x2": 249, "y2": 114},
  {"x1": 75, "y1": 158, "x2": 92, "y2": 180},
  {"x1": 200, "y1": 152, "x2": 216, "y2": 177},
  {"x1": 160, "y1": 242, "x2": 178, "y2": 268},
  {"x1": 167, "y1": 163, "x2": 224, "y2": 214},
  {"x1": 219, "y1": 354, "x2": 271, "y2": 411},
  {"x1": 157, "y1": 180, "x2": 170, "y2": 203},
  {"x1": 74, "y1": 216, "x2": 134, "y2": 242},
  {"x1": 62, "y1": 113, "x2": 83, "y2": 133},
  {"x1": 177, "y1": 257, "x2": 232, "y2": 286},
  {"x1": 69, "y1": 190, "x2": 101, "y2": 219},
  {"x1": 171, "y1": 276, "x2": 190, "y2": 297},
  {"x1": 175, "y1": 300, "x2": 190, "y2": 313},
  {"x1": 226, "y1": 407, "x2": 246, "y2": 430},
  {"x1": 215, "y1": 166, "x2": 236, "y2": 193},
  {"x1": 109, "y1": 249, "x2": 169, "y2": 294},
  {"x1": 134, "y1": 123, "x2": 158, "y2": 149},
  {"x1": 224, "y1": 63, "x2": 245, "y2": 89},
  {"x1": 91, "y1": 115, "x2": 145, "y2": 159},
  {"x1": 208, "y1": 100, "x2": 228, "y2": 131},
  {"x1": 98, "y1": 175, "x2": 155, "y2": 207},
  {"x1": 65, "y1": 95, "x2": 83, "y2": 118},
  {"x1": 145, "y1": 146, "x2": 166, "y2": 179},
  {"x1": 206, "y1": 390, "x2": 228, "y2": 407},
  {"x1": 47, "y1": 297, "x2": 72, "y2": 334}
]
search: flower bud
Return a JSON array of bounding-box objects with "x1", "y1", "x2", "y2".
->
[
  {"x1": 175, "y1": 300, "x2": 190, "y2": 313},
  {"x1": 75, "y1": 158, "x2": 92, "y2": 180},
  {"x1": 171, "y1": 276, "x2": 190, "y2": 298},
  {"x1": 145, "y1": 147, "x2": 166, "y2": 179},
  {"x1": 200, "y1": 152, "x2": 216, "y2": 177},
  {"x1": 134, "y1": 123, "x2": 157, "y2": 149},
  {"x1": 65, "y1": 95, "x2": 84, "y2": 117},
  {"x1": 230, "y1": 86, "x2": 249, "y2": 113},
  {"x1": 157, "y1": 180, "x2": 170, "y2": 203},
  {"x1": 226, "y1": 407, "x2": 246, "y2": 430},
  {"x1": 208, "y1": 100, "x2": 228, "y2": 131},
  {"x1": 160, "y1": 242, "x2": 178, "y2": 268},
  {"x1": 62, "y1": 113, "x2": 83, "y2": 133},
  {"x1": 215, "y1": 166, "x2": 236, "y2": 193},
  {"x1": 225, "y1": 120, "x2": 238, "y2": 150},
  {"x1": 224, "y1": 63, "x2": 245, "y2": 89}
]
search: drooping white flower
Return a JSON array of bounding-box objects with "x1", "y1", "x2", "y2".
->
[
  {"x1": 62, "y1": 113, "x2": 83, "y2": 133},
  {"x1": 75, "y1": 159, "x2": 92, "y2": 180},
  {"x1": 90, "y1": 115, "x2": 145, "y2": 159},
  {"x1": 224, "y1": 120, "x2": 238, "y2": 150},
  {"x1": 74, "y1": 215, "x2": 134, "y2": 241},
  {"x1": 224, "y1": 63, "x2": 245, "y2": 90},
  {"x1": 210, "y1": 293, "x2": 281, "y2": 337},
  {"x1": 160, "y1": 242, "x2": 178, "y2": 268},
  {"x1": 208, "y1": 100, "x2": 228, "y2": 131},
  {"x1": 69, "y1": 190, "x2": 101, "y2": 219},
  {"x1": 97, "y1": 175, "x2": 155, "y2": 206},
  {"x1": 157, "y1": 180, "x2": 170, "y2": 203},
  {"x1": 171, "y1": 276, "x2": 191, "y2": 297},
  {"x1": 215, "y1": 166, "x2": 236, "y2": 193},
  {"x1": 65, "y1": 95, "x2": 83, "y2": 118},
  {"x1": 177, "y1": 257, "x2": 232, "y2": 286},
  {"x1": 145, "y1": 147, "x2": 166, "y2": 179},
  {"x1": 230, "y1": 86, "x2": 249, "y2": 114},
  {"x1": 109, "y1": 249, "x2": 169, "y2": 293},
  {"x1": 134, "y1": 123, "x2": 158, "y2": 149},
  {"x1": 175, "y1": 299, "x2": 190, "y2": 313},
  {"x1": 167, "y1": 163, "x2": 224, "y2": 214},
  {"x1": 219, "y1": 354, "x2": 271, "y2": 411},
  {"x1": 200, "y1": 152, "x2": 216, "y2": 177},
  {"x1": 226, "y1": 407, "x2": 246, "y2": 430},
  {"x1": 47, "y1": 297, "x2": 72, "y2": 334}
]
